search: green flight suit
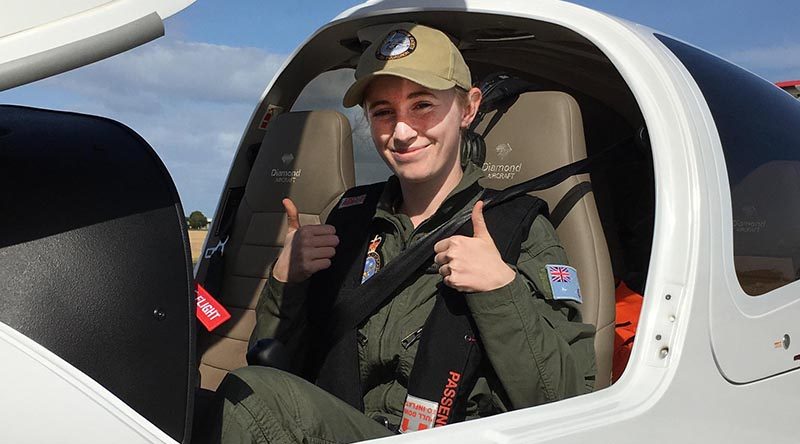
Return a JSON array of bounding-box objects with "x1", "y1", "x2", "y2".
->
[{"x1": 208, "y1": 163, "x2": 596, "y2": 443}]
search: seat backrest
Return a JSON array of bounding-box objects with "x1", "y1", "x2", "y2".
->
[
  {"x1": 198, "y1": 110, "x2": 355, "y2": 390},
  {"x1": 476, "y1": 92, "x2": 616, "y2": 389},
  {"x1": 0, "y1": 105, "x2": 195, "y2": 443}
]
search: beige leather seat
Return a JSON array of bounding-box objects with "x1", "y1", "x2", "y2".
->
[
  {"x1": 476, "y1": 91, "x2": 616, "y2": 389},
  {"x1": 198, "y1": 110, "x2": 355, "y2": 390}
]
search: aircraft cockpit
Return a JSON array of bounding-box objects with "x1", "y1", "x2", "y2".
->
[
  {"x1": 194, "y1": 9, "x2": 655, "y2": 396},
  {"x1": 2, "y1": 1, "x2": 800, "y2": 443}
]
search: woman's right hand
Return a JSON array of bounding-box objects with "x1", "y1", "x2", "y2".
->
[{"x1": 272, "y1": 198, "x2": 339, "y2": 283}]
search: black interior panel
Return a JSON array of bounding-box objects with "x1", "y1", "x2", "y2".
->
[{"x1": 0, "y1": 105, "x2": 195, "y2": 443}]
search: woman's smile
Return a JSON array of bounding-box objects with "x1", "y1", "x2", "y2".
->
[{"x1": 391, "y1": 143, "x2": 431, "y2": 160}]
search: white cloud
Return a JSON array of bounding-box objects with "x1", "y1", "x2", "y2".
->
[
  {"x1": 44, "y1": 40, "x2": 288, "y2": 105},
  {"x1": 727, "y1": 44, "x2": 800, "y2": 81}
]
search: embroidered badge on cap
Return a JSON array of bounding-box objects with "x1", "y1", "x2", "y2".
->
[
  {"x1": 545, "y1": 264, "x2": 582, "y2": 303},
  {"x1": 362, "y1": 235, "x2": 383, "y2": 283},
  {"x1": 400, "y1": 395, "x2": 438, "y2": 433},
  {"x1": 338, "y1": 194, "x2": 366, "y2": 209},
  {"x1": 376, "y1": 29, "x2": 417, "y2": 60}
]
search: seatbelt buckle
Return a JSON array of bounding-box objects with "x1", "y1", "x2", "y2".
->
[{"x1": 204, "y1": 236, "x2": 229, "y2": 259}]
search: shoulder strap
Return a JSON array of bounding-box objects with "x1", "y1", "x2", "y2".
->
[
  {"x1": 402, "y1": 195, "x2": 546, "y2": 430},
  {"x1": 308, "y1": 182, "x2": 386, "y2": 323},
  {"x1": 549, "y1": 181, "x2": 592, "y2": 229},
  {"x1": 305, "y1": 182, "x2": 385, "y2": 409}
]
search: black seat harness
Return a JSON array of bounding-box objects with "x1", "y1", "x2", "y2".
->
[{"x1": 307, "y1": 184, "x2": 546, "y2": 431}]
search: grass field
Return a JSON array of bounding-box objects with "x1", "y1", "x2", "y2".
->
[{"x1": 189, "y1": 230, "x2": 209, "y2": 265}]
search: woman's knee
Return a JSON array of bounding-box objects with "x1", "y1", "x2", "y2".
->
[
  {"x1": 212, "y1": 367, "x2": 306, "y2": 443},
  {"x1": 221, "y1": 366, "x2": 302, "y2": 406}
]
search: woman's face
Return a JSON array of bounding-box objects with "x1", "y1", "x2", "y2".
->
[{"x1": 363, "y1": 76, "x2": 479, "y2": 187}]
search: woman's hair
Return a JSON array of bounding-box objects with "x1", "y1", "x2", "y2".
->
[{"x1": 453, "y1": 86, "x2": 471, "y2": 110}]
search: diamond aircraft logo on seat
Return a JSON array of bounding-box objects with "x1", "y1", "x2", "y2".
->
[
  {"x1": 281, "y1": 153, "x2": 294, "y2": 165},
  {"x1": 495, "y1": 143, "x2": 513, "y2": 160}
]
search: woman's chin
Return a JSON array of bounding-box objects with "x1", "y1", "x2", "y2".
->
[
  {"x1": 391, "y1": 161, "x2": 462, "y2": 187},
  {"x1": 388, "y1": 158, "x2": 431, "y2": 183},
  {"x1": 394, "y1": 169, "x2": 430, "y2": 184}
]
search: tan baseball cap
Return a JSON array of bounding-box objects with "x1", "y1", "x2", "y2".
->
[{"x1": 342, "y1": 23, "x2": 472, "y2": 108}]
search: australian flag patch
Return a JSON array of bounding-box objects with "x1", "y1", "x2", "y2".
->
[{"x1": 545, "y1": 264, "x2": 582, "y2": 303}]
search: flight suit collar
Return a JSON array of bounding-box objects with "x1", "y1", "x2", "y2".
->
[{"x1": 375, "y1": 163, "x2": 485, "y2": 233}]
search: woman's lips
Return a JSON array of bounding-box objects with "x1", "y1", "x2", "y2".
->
[{"x1": 391, "y1": 144, "x2": 429, "y2": 160}]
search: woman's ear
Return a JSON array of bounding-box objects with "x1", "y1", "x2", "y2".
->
[{"x1": 461, "y1": 87, "x2": 483, "y2": 128}]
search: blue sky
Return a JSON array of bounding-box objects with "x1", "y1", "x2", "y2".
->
[{"x1": 2, "y1": 0, "x2": 798, "y2": 216}]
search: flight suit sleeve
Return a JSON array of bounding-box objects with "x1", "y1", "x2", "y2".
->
[
  {"x1": 249, "y1": 266, "x2": 310, "y2": 351},
  {"x1": 465, "y1": 215, "x2": 596, "y2": 409}
]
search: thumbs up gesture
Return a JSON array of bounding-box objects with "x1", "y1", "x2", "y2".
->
[
  {"x1": 433, "y1": 201, "x2": 516, "y2": 293},
  {"x1": 272, "y1": 198, "x2": 339, "y2": 283}
]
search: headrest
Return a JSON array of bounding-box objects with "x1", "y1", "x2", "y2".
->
[
  {"x1": 477, "y1": 91, "x2": 587, "y2": 207},
  {"x1": 245, "y1": 110, "x2": 354, "y2": 213}
]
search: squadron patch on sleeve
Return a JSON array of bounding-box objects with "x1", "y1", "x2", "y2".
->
[
  {"x1": 545, "y1": 264, "x2": 582, "y2": 303},
  {"x1": 362, "y1": 235, "x2": 383, "y2": 283}
]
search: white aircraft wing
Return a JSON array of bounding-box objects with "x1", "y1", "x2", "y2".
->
[{"x1": 0, "y1": 0, "x2": 195, "y2": 91}]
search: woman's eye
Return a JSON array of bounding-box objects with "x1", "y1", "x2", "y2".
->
[
  {"x1": 371, "y1": 109, "x2": 392, "y2": 118},
  {"x1": 414, "y1": 102, "x2": 433, "y2": 110}
]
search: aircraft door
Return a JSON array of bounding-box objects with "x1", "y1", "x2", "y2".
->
[
  {"x1": 0, "y1": 0, "x2": 195, "y2": 91},
  {"x1": 656, "y1": 34, "x2": 800, "y2": 383}
]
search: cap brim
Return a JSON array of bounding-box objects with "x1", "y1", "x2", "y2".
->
[{"x1": 342, "y1": 67, "x2": 457, "y2": 108}]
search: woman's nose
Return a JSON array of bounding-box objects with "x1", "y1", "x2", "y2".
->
[{"x1": 392, "y1": 120, "x2": 417, "y2": 145}]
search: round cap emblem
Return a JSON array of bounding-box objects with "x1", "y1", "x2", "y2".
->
[{"x1": 376, "y1": 29, "x2": 417, "y2": 60}]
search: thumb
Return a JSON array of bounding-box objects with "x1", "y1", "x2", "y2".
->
[
  {"x1": 282, "y1": 198, "x2": 300, "y2": 231},
  {"x1": 471, "y1": 200, "x2": 491, "y2": 240}
]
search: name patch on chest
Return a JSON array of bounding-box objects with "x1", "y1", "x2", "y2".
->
[
  {"x1": 545, "y1": 264, "x2": 582, "y2": 303},
  {"x1": 338, "y1": 194, "x2": 367, "y2": 209}
]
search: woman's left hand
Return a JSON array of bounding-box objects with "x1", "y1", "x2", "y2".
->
[{"x1": 433, "y1": 201, "x2": 516, "y2": 293}]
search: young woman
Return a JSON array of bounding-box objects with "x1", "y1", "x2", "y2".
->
[{"x1": 204, "y1": 23, "x2": 595, "y2": 444}]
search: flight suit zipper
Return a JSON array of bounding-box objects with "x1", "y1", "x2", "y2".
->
[
  {"x1": 385, "y1": 217, "x2": 409, "y2": 251},
  {"x1": 401, "y1": 327, "x2": 424, "y2": 349}
]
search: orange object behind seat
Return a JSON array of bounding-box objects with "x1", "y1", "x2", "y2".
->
[{"x1": 613, "y1": 281, "x2": 643, "y2": 382}]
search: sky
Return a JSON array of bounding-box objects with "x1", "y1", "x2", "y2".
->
[{"x1": 2, "y1": 0, "x2": 798, "y2": 217}]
